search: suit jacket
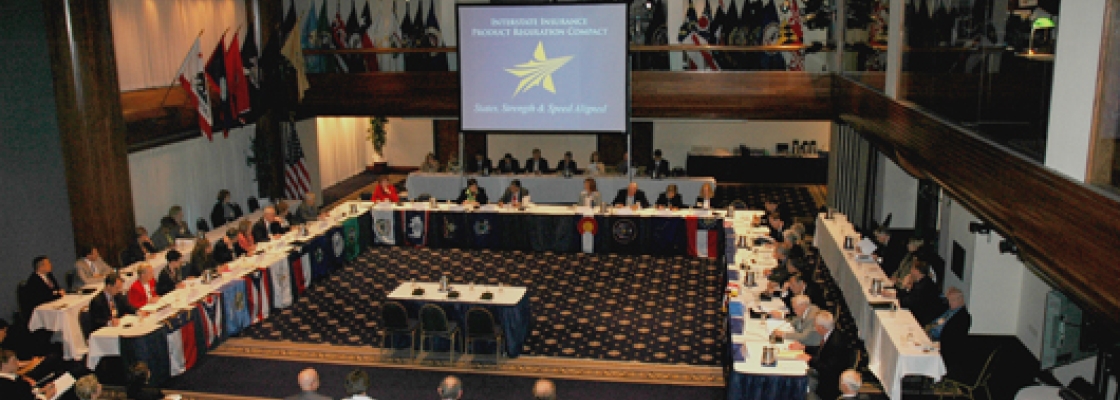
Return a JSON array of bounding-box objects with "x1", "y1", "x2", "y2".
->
[
  {"x1": 784, "y1": 305, "x2": 822, "y2": 346},
  {"x1": 694, "y1": 196, "x2": 721, "y2": 209},
  {"x1": 497, "y1": 158, "x2": 521, "y2": 174},
  {"x1": 127, "y1": 279, "x2": 157, "y2": 309},
  {"x1": 0, "y1": 375, "x2": 37, "y2": 400},
  {"x1": 122, "y1": 240, "x2": 157, "y2": 268},
  {"x1": 655, "y1": 193, "x2": 685, "y2": 209},
  {"x1": 157, "y1": 266, "x2": 186, "y2": 296},
  {"x1": 89, "y1": 291, "x2": 136, "y2": 332},
  {"x1": 150, "y1": 227, "x2": 176, "y2": 252},
  {"x1": 213, "y1": 239, "x2": 237, "y2": 265},
  {"x1": 21, "y1": 272, "x2": 62, "y2": 317},
  {"x1": 524, "y1": 157, "x2": 549, "y2": 174},
  {"x1": 467, "y1": 158, "x2": 493, "y2": 174},
  {"x1": 174, "y1": 220, "x2": 193, "y2": 238},
  {"x1": 938, "y1": 306, "x2": 972, "y2": 378},
  {"x1": 898, "y1": 276, "x2": 945, "y2": 326},
  {"x1": 210, "y1": 201, "x2": 245, "y2": 228},
  {"x1": 75, "y1": 258, "x2": 111, "y2": 286},
  {"x1": 555, "y1": 159, "x2": 578, "y2": 174},
  {"x1": 499, "y1": 188, "x2": 530, "y2": 204},
  {"x1": 252, "y1": 219, "x2": 272, "y2": 242},
  {"x1": 455, "y1": 188, "x2": 490, "y2": 205},
  {"x1": 782, "y1": 285, "x2": 823, "y2": 315},
  {"x1": 649, "y1": 159, "x2": 671, "y2": 177},
  {"x1": 283, "y1": 390, "x2": 333, "y2": 400},
  {"x1": 294, "y1": 203, "x2": 319, "y2": 224},
  {"x1": 874, "y1": 233, "x2": 910, "y2": 278},
  {"x1": 611, "y1": 189, "x2": 650, "y2": 208},
  {"x1": 809, "y1": 329, "x2": 850, "y2": 400}
]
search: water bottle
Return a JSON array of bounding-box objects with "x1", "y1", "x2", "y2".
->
[{"x1": 439, "y1": 274, "x2": 449, "y2": 292}]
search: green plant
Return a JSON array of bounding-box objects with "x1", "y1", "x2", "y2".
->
[{"x1": 368, "y1": 116, "x2": 388, "y2": 158}]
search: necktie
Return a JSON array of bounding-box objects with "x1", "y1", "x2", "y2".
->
[
  {"x1": 88, "y1": 260, "x2": 97, "y2": 276},
  {"x1": 513, "y1": 192, "x2": 518, "y2": 202},
  {"x1": 44, "y1": 275, "x2": 54, "y2": 289},
  {"x1": 107, "y1": 293, "x2": 117, "y2": 317}
]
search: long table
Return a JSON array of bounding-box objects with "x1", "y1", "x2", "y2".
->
[
  {"x1": 687, "y1": 154, "x2": 828, "y2": 184},
  {"x1": 386, "y1": 282, "x2": 531, "y2": 357},
  {"x1": 814, "y1": 213, "x2": 947, "y2": 399},
  {"x1": 405, "y1": 172, "x2": 716, "y2": 204}
]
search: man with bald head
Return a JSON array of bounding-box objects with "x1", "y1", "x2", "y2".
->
[
  {"x1": 285, "y1": 368, "x2": 331, "y2": 400},
  {"x1": 611, "y1": 182, "x2": 650, "y2": 209},
  {"x1": 253, "y1": 206, "x2": 278, "y2": 242},
  {"x1": 438, "y1": 375, "x2": 462, "y2": 400},
  {"x1": 839, "y1": 369, "x2": 863, "y2": 399},
  {"x1": 533, "y1": 378, "x2": 556, "y2": 400}
]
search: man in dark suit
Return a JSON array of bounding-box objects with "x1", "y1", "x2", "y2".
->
[
  {"x1": 648, "y1": 149, "x2": 670, "y2": 178},
  {"x1": 611, "y1": 182, "x2": 650, "y2": 209},
  {"x1": 467, "y1": 153, "x2": 493, "y2": 174},
  {"x1": 893, "y1": 261, "x2": 946, "y2": 326},
  {"x1": 929, "y1": 287, "x2": 972, "y2": 380},
  {"x1": 156, "y1": 250, "x2": 186, "y2": 296},
  {"x1": 497, "y1": 179, "x2": 530, "y2": 206},
  {"x1": 523, "y1": 148, "x2": 549, "y2": 174},
  {"x1": 0, "y1": 349, "x2": 54, "y2": 400},
  {"x1": 89, "y1": 273, "x2": 136, "y2": 332},
  {"x1": 20, "y1": 256, "x2": 64, "y2": 319},
  {"x1": 555, "y1": 151, "x2": 578, "y2": 175},
  {"x1": 455, "y1": 178, "x2": 490, "y2": 205},
  {"x1": 873, "y1": 228, "x2": 910, "y2": 278},
  {"x1": 252, "y1": 206, "x2": 278, "y2": 243},
  {"x1": 781, "y1": 275, "x2": 822, "y2": 312},
  {"x1": 496, "y1": 153, "x2": 520, "y2": 174},
  {"x1": 797, "y1": 311, "x2": 849, "y2": 400}
]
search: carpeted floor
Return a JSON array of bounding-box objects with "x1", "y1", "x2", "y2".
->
[
  {"x1": 165, "y1": 355, "x2": 727, "y2": 399},
  {"x1": 713, "y1": 185, "x2": 821, "y2": 221},
  {"x1": 241, "y1": 247, "x2": 727, "y2": 366}
]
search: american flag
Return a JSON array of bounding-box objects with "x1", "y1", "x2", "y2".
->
[{"x1": 284, "y1": 121, "x2": 311, "y2": 199}]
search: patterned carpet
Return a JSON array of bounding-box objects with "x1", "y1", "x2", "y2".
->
[
  {"x1": 714, "y1": 185, "x2": 821, "y2": 221},
  {"x1": 241, "y1": 247, "x2": 727, "y2": 366}
]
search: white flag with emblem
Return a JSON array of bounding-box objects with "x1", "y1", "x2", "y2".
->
[
  {"x1": 269, "y1": 257, "x2": 293, "y2": 308},
  {"x1": 372, "y1": 210, "x2": 395, "y2": 245}
]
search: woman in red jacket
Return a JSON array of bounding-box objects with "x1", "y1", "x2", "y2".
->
[
  {"x1": 127, "y1": 263, "x2": 160, "y2": 309},
  {"x1": 371, "y1": 177, "x2": 399, "y2": 203}
]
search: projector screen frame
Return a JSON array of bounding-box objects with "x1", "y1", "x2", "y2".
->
[{"x1": 455, "y1": 1, "x2": 631, "y2": 135}]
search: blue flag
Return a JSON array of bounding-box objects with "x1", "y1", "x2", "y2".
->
[
  {"x1": 401, "y1": 210, "x2": 430, "y2": 247},
  {"x1": 469, "y1": 212, "x2": 500, "y2": 249},
  {"x1": 221, "y1": 279, "x2": 252, "y2": 336}
]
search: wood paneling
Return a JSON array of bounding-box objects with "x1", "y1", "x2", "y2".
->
[
  {"x1": 1089, "y1": 0, "x2": 1120, "y2": 191},
  {"x1": 43, "y1": 0, "x2": 134, "y2": 263},
  {"x1": 835, "y1": 76, "x2": 1120, "y2": 330}
]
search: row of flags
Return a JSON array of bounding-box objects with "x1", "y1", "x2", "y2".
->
[
  {"x1": 676, "y1": 0, "x2": 819, "y2": 71},
  {"x1": 292, "y1": 0, "x2": 448, "y2": 73},
  {"x1": 177, "y1": 28, "x2": 260, "y2": 141}
]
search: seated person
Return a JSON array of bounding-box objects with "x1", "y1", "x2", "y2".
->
[
  {"x1": 0, "y1": 348, "x2": 55, "y2": 400},
  {"x1": 498, "y1": 179, "x2": 530, "y2": 206},
  {"x1": 21, "y1": 256, "x2": 64, "y2": 319},
  {"x1": 236, "y1": 220, "x2": 257, "y2": 254},
  {"x1": 611, "y1": 182, "x2": 650, "y2": 209},
  {"x1": 585, "y1": 152, "x2": 605, "y2": 175},
  {"x1": 794, "y1": 311, "x2": 849, "y2": 400},
  {"x1": 616, "y1": 152, "x2": 631, "y2": 175},
  {"x1": 780, "y1": 274, "x2": 821, "y2": 312},
  {"x1": 455, "y1": 178, "x2": 489, "y2": 206},
  {"x1": 274, "y1": 202, "x2": 293, "y2": 232},
  {"x1": 649, "y1": 149, "x2": 670, "y2": 178},
  {"x1": 891, "y1": 238, "x2": 926, "y2": 282},
  {"x1": 122, "y1": 226, "x2": 158, "y2": 267},
  {"x1": 445, "y1": 155, "x2": 461, "y2": 173},
  {"x1": 293, "y1": 192, "x2": 322, "y2": 224},
  {"x1": 523, "y1": 148, "x2": 549, "y2": 174},
  {"x1": 889, "y1": 261, "x2": 945, "y2": 326},
  {"x1": 150, "y1": 216, "x2": 179, "y2": 251},
  {"x1": 210, "y1": 189, "x2": 244, "y2": 228},
  {"x1": 168, "y1": 205, "x2": 193, "y2": 238},
  {"x1": 213, "y1": 229, "x2": 240, "y2": 265},
  {"x1": 929, "y1": 287, "x2": 972, "y2": 379},
  {"x1": 555, "y1": 151, "x2": 578, "y2": 175},
  {"x1": 776, "y1": 295, "x2": 821, "y2": 348},
  {"x1": 188, "y1": 237, "x2": 216, "y2": 277},
  {"x1": 252, "y1": 206, "x2": 281, "y2": 242},
  {"x1": 497, "y1": 153, "x2": 521, "y2": 174},
  {"x1": 839, "y1": 370, "x2": 863, "y2": 399},
  {"x1": 579, "y1": 178, "x2": 603, "y2": 208},
  {"x1": 783, "y1": 223, "x2": 807, "y2": 259},
  {"x1": 695, "y1": 182, "x2": 718, "y2": 209},
  {"x1": 90, "y1": 272, "x2": 137, "y2": 331},
  {"x1": 766, "y1": 213, "x2": 786, "y2": 243},
  {"x1": 75, "y1": 245, "x2": 111, "y2": 287},
  {"x1": 126, "y1": 361, "x2": 165, "y2": 400},
  {"x1": 466, "y1": 152, "x2": 492, "y2": 174},
  {"x1": 655, "y1": 184, "x2": 685, "y2": 210},
  {"x1": 764, "y1": 246, "x2": 797, "y2": 284},
  {"x1": 420, "y1": 152, "x2": 442, "y2": 173},
  {"x1": 872, "y1": 227, "x2": 909, "y2": 278},
  {"x1": 75, "y1": 375, "x2": 101, "y2": 400},
  {"x1": 371, "y1": 177, "x2": 399, "y2": 203},
  {"x1": 156, "y1": 250, "x2": 188, "y2": 296},
  {"x1": 126, "y1": 263, "x2": 159, "y2": 310}
]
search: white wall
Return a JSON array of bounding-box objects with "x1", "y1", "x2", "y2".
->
[
  {"x1": 651, "y1": 120, "x2": 831, "y2": 169},
  {"x1": 488, "y1": 134, "x2": 597, "y2": 165},
  {"x1": 1044, "y1": 0, "x2": 1107, "y2": 180},
  {"x1": 315, "y1": 117, "x2": 371, "y2": 188},
  {"x1": 873, "y1": 155, "x2": 918, "y2": 229},
  {"x1": 384, "y1": 118, "x2": 435, "y2": 167}
]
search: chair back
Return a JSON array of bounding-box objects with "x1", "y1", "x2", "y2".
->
[
  {"x1": 196, "y1": 218, "x2": 210, "y2": 234},
  {"x1": 65, "y1": 270, "x2": 77, "y2": 292},
  {"x1": 359, "y1": 192, "x2": 372, "y2": 201},
  {"x1": 16, "y1": 280, "x2": 28, "y2": 317},
  {"x1": 972, "y1": 346, "x2": 1002, "y2": 387},
  {"x1": 381, "y1": 301, "x2": 409, "y2": 330},
  {"x1": 466, "y1": 307, "x2": 497, "y2": 336},
  {"x1": 118, "y1": 249, "x2": 129, "y2": 270},
  {"x1": 420, "y1": 304, "x2": 451, "y2": 332},
  {"x1": 247, "y1": 197, "x2": 260, "y2": 213},
  {"x1": 414, "y1": 194, "x2": 432, "y2": 202}
]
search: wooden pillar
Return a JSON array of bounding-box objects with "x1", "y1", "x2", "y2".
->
[
  {"x1": 42, "y1": 0, "x2": 134, "y2": 264},
  {"x1": 255, "y1": 0, "x2": 293, "y2": 200}
]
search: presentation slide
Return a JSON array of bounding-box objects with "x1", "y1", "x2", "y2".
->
[{"x1": 458, "y1": 3, "x2": 628, "y2": 133}]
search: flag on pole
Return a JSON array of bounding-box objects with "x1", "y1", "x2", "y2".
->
[
  {"x1": 686, "y1": 216, "x2": 721, "y2": 258},
  {"x1": 425, "y1": 0, "x2": 448, "y2": 71},
  {"x1": 283, "y1": 120, "x2": 311, "y2": 200},
  {"x1": 205, "y1": 34, "x2": 233, "y2": 136},
  {"x1": 360, "y1": 0, "x2": 380, "y2": 71},
  {"x1": 409, "y1": 0, "x2": 428, "y2": 71},
  {"x1": 399, "y1": 1, "x2": 414, "y2": 71},
  {"x1": 281, "y1": 15, "x2": 309, "y2": 101},
  {"x1": 197, "y1": 293, "x2": 223, "y2": 347},
  {"x1": 677, "y1": 0, "x2": 720, "y2": 70},
  {"x1": 577, "y1": 216, "x2": 597, "y2": 253},
  {"x1": 241, "y1": 22, "x2": 262, "y2": 122},
  {"x1": 303, "y1": 1, "x2": 323, "y2": 73},
  {"x1": 268, "y1": 257, "x2": 293, "y2": 308},
  {"x1": 178, "y1": 38, "x2": 214, "y2": 140},
  {"x1": 759, "y1": 0, "x2": 786, "y2": 70},
  {"x1": 780, "y1": 0, "x2": 806, "y2": 71},
  {"x1": 344, "y1": 0, "x2": 367, "y2": 72},
  {"x1": 281, "y1": 0, "x2": 297, "y2": 44},
  {"x1": 318, "y1": 0, "x2": 341, "y2": 73},
  {"x1": 226, "y1": 31, "x2": 251, "y2": 119}
]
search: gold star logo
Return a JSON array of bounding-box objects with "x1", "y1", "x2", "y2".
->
[{"x1": 505, "y1": 42, "x2": 573, "y2": 97}]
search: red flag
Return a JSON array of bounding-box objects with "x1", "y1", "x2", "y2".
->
[
  {"x1": 686, "y1": 216, "x2": 720, "y2": 258},
  {"x1": 225, "y1": 32, "x2": 251, "y2": 119},
  {"x1": 180, "y1": 318, "x2": 198, "y2": 370}
]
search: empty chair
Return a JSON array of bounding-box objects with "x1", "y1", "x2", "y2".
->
[
  {"x1": 464, "y1": 307, "x2": 504, "y2": 362},
  {"x1": 247, "y1": 197, "x2": 260, "y2": 213},
  {"x1": 935, "y1": 346, "x2": 1001, "y2": 400},
  {"x1": 196, "y1": 218, "x2": 210, "y2": 234},
  {"x1": 419, "y1": 304, "x2": 459, "y2": 361},
  {"x1": 380, "y1": 301, "x2": 418, "y2": 359},
  {"x1": 359, "y1": 192, "x2": 372, "y2": 201}
]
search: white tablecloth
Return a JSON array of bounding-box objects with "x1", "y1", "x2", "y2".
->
[
  {"x1": 386, "y1": 282, "x2": 526, "y2": 307},
  {"x1": 405, "y1": 172, "x2": 716, "y2": 204},
  {"x1": 27, "y1": 293, "x2": 96, "y2": 360}
]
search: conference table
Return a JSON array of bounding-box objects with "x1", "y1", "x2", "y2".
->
[
  {"x1": 404, "y1": 172, "x2": 717, "y2": 204},
  {"x1": 386, "y1": 282, "x2": 531, "y2": 357},
  {"x1": 814, "y1": 212, "x2": 947, "y2": 399}
]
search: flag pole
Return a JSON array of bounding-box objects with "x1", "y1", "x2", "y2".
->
[{"x1": 159, "y1": 29, "x2": 206, "y2": 108}]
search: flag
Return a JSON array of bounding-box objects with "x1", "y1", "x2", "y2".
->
[
  {"x1": 289, "y1": 252, "x2": 311, "y2": 295},
  {"x1": 303, "y1": 1, "x2": 323, "y2": 73},
  {"x1": 399, "y1": 1, "x2": 414, "y2": 71},
  {"x1": 359, "y1": 0, "x2": 380, "y2": 71},
  {"x1": 241, "y1": 22, "x2": 262, "y2": 122},
  {"x1": 711, "y1": 0, "x2": 726, "y2": 44},
  {"x1": 309, "y1": 234, "x2": 331, "y2": 279},
  {"x1": 651, "y1": 217, "x2": 686, "y2": 255},
  {"x1": 780, "y1": 0, "x2": 806, "y2": 71},
  {"x1": 605, "y1": 216, "x2": 644, "y2": 255},
  {"x1": 280, "y1": 0, "x2": 297, "y2": 43},
  {"x1": 283, "y1": 120, "x2": 311, "y2": 199},
  {"x1": 576, "y1": 216, "x2": 597, "y2": 253},
  {"x1": 318, "y1": 0, "x2": 342, "y2": 73},
  {"x1": 121, "y1": 326, "x2": 171, "y2": 386},
  {"x1": 433, "y1": 212, "x2": 465, "y2": 248},
  {"x1": 344, "y1": 0, "x2": 367, "y2": 72},
  {"x1": 386, "y1": 0, "x2": 405, "y2": 71},
  {"x1": 205, "y1": 34, "x2": 233, "y2": 136},
  {"x1": 225, "y1": 31, "x2": 251, "y2": 119},
  {"x1": 331, "y1": 2, "x2": 352, "y2": 71},
  {"x1": 329, "y1": 227, "x2": 347, "y2": 264},
  {"x1": 677, "y1": 0, "x2": 720, "y2": 70},
  {"x1": 401, "y1": 210, "x2": 430, "y2": 247},
  {"x1": 642, "y1": 0, "x2": 670, "y2": 70},
  {"x1": 165, "y1": 310, "x2": 199, "y2": 376},
  {"x1": 425, "y1": 0, "x2": 448, "y2": 71},
  {"x1": 411, "y1": 0, "x2": 428, "y2": 71},
  {"x1": 687, "y1": 216, "x2": 721, "y2": 258},
  {"x1": 721, "y1": 0, "x2": 746, "y2": 69},
  {"x1": 243, "y1": 269, "x2": 272, "y2": 324},
  {"x1": 221, "y1": 280, "x2": 251, "y2": 336},
  {"x1": 343, "y1": 217, "x2": 360, "y2": 260},
  {"x1": 281, "y1": 15, "x2": 309, "y2": 101},
  {"x1": 468, "y1": 212, "x2": 499, "y2": 249},
  {"x1": 372, "y1": 209, "x2": 396, "y2": 245},
  {"x1": 197, "y1": 292, "x2": 223, "y2": 348},
  {"x1": 178, "y1": 38, "x2": 214, "y2": 140},
  {"x1": 759, "y1": 0, "x2": 786, "y2": 70},
  {"x1": 268, "y1": 257, "x2": 293, "y2": 308}
]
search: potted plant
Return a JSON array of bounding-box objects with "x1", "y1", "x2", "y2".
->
[{"x1": 367, "y1": 116, "x2": 388, "y2": 173}]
